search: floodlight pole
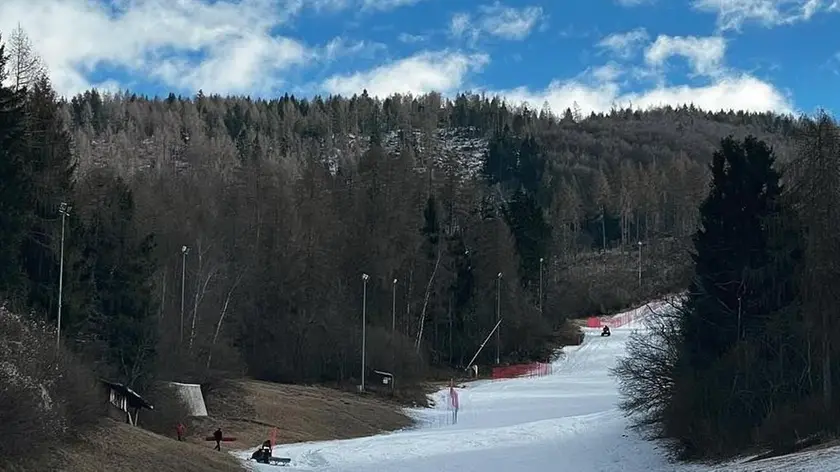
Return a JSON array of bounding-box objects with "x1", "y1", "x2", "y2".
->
[
  {"x1": 361, "y1": 273, "x2": 369, "y2": 392},
  {"x1": 56, "y1": 202, "x2": 71, "y2": 352}
]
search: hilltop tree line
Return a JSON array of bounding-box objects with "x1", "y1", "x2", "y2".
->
[
  {"x1": 0, "y1": 27, "x2": 802, "y2": 398},
  {"x1": 615, "y1": 113, "x2": 840, "y2": 460}
]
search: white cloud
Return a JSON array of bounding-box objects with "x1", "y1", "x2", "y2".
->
[
  {"x1": 449, "y1": 2, "x2": 545, "y2": 42},
  {"x1": 308, "y1": 0, "x2": 351, "y2": 11},
  {"x1": 615, "y1": 0, "x2": 655, "y2": 5},
  {"x1": 597, "y1": 28, "x2": 650, "y2": 59},
  {"x1": 644, "y1": 35, "x2": 727, "y2": 77},
  {"x1": 450, "y1": 13, "x2": 473, "y2": 38},
  {"x1": 592, "y1": 63, "x2": 624, "y2": 83},
  {"x1": 307, "y1": 0, "x2": 427, "y2": 11},
  {"x1": 0, "y1": 0, "x2": 422, "y2": 98},
  {"x1": 0, "y1": 0, "x2": 314, "y2": 97},
  {"x1": 321, "y1": 50, "x2": 489, "y2": 97},
  {"x1": 488, "y1": 73, "x2": 793, "y2": 117},
  {"x1": 321, "y1": 37, "x2": 386, "y2": 61},
  {"x1": 0, "y1": 0, "x2": 798, "y2": 118},
  {"x1": 692, "y1": 0, "x2": 837, "y2": 31},
  {"x1": 319, "y1": 37, "x2": 792, "y2": 116},
  {"x1": 476, "y1": 3, "x2": 545, "y2": 40},
  {"x1": 397, "y1": 33, "x2": 427, "y2": 43},
  {"x1": 152, "y1": 34, "x2": 311, "y2": 95},
  {"x1": 361, "y1": 0, "x2": 424, "y2": 10}
]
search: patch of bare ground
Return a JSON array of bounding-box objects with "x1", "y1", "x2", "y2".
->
[
  {"x1": 50, "y1": 419, "x2": 244, "y2": 472},
  {"x1": 187, "y1": 380, "x2": 414, "y2": 454}
]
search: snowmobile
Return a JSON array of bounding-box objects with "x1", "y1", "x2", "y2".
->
[
  {"x1": 601, "y1": 326, "x2": 611, "y2": 337},
  {"x1": 250, "y1": 441, "x2": 291, "y2": 467}
]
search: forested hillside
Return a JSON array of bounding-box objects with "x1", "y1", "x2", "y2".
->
[{"x1": 0, "y1": 27, "x2": 800, "y2": 395}]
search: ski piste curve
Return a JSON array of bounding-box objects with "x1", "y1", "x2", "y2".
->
[{"x1": 235, "y1": 300, "x2": 840, "y2": 472}]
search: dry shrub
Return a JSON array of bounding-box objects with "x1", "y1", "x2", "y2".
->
[
  {"x1": 0, "y1": 305, "x2": 102, "y2": 469},
  {"x1": 757, "y1": 395, "x2": 839, "y2": 452},
  {"x1": 554, "y1": 320, "x2": 584, "y2": 346},
  {"x1": 611, "y1": 300, "x2": 682, "y2": 437},
  {"x1": 365, "y1": 327, "x2": 427, "y2": 385}
]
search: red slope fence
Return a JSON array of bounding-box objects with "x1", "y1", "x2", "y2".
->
[
  {"x1": 491, "y1": 362, "x2": 552, "y2": 380},
  {"x1": 586, "y1": 305, "x2": 647, "y2": 329}
]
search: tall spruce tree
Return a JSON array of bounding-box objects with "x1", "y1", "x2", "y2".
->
[
  {"x1": 19, "y1": 75, "x2": 81, "y2": 325},
  {"x1": 681, "y1": 136, "x2": 784, "y2": 370},
  {"x1": 504, "y1": 188, "x2": 551, "y2": 289},
  {"x1": 78, "y1": 172, "x2": 159, "y2": 388},
  {"x1": 0, "y1": 36, "x2": 30, "y2": 299},
  {"x1": 481, "y1": 124, "x2": 518, "y2": 187},
  {"x1": 667, "y1": 135, "x2": 790, "y2": 457}
]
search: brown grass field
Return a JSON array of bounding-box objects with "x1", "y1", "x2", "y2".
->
[
  {"x1": 52, "y1": 420, "x2": 244, "y2": 472},
  {"x1": 188, "y1": 380, "x2": 414, "y2": 454},
  {"x1": 46, "y1": 379, "x2": 413, "y2": 471}
]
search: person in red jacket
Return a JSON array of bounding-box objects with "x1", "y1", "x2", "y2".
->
[{"x1": 176, "y1": 423, "x2": 186, "y2": 441}]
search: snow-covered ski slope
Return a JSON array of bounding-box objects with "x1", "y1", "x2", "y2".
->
[{"x1": 238, "y1": 300, "x2": 840, "y2": 472}]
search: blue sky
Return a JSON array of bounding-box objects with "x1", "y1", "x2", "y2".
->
[{"x1": 1, "y1": 0, "x2": 838, "y2": 115}]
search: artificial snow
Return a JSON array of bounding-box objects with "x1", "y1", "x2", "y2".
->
[{"x1": 236, "y1": 300, "x2": 840, "y2": 472}]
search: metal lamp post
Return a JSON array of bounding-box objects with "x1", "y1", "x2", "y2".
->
[
  {"x1": 392, "y1": 278, "x2": 397, "y2": 335},
  {"x1": 56, "y1": 202, "x2": 71, "y2": 351},
  {"x1": 361, "y1": 273, "x2": 369, "y2": 392},
  {"x1": 180, "y1": 245, "x2": 189, "y2": 345},
  {"x1": 496, "y1": 272, "x2": 502, "y2": 365},
  {"x1": 539, "y1": 257, "x2": 544, "y2": 317},
  {"x1": 637, "y1": 241, "x2": 642, "y2": 288}
]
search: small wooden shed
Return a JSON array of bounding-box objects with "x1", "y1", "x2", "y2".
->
[
  {"x1": 101, "y1": 379, "x2": 154, "y2": 426},
  {"x1": 368, "y1": 369, "x2": 395, "y2": 393}
]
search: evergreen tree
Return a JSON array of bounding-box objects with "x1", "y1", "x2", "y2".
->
[
  {"x1": 422, "y1": 194, "x2": 440, "y2": 249},
  {"x1": 515, "y1": 135, "x2": 544, "y2": 196},
  {"x1": 0, "y1": 36, "x2": 30, "y2": 299},
  {"x1": 680, "y1": 136, "x2": 784, "y2": 370},
  {"x1": 481, "y1": 124, "x2": 518, "y2": 186},
  {"x1": 78, "y1": 172, "x2": 159, "y2": 388},
  {"x1": 666, "y1": 135, "x2": 791, "y2": 457},
  {"x1": 504, "y1": 188, "x2": 552, "y2": 289},
  {"x1": 18, "y1": 75, "x2": 80, "y2": 324}
]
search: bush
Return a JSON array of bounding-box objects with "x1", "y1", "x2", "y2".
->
[
  {"x1": 364, "y1": 327, "x2": 427, "y2": 386},
  {"x1": 611, "y1": 298, "x2": 682, "y2": 440},
  {"x1": 0, "y1": 305, "x2": 102, "y2": 469},
  {"x1": 757, "y1": 395, "x2": 839, "y2": 453}
]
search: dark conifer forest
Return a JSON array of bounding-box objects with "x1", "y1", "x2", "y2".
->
[{"x1": 3, "y1": 26, "x2": 840, "y2": 465}]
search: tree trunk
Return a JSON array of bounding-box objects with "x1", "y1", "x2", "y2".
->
[{"x1": 415, "y1": 248, "x2": 443, "y2": 352}]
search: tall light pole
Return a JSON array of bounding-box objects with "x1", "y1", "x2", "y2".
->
[
  {"x1": 637, "y1": 241, "x2": 642, "y2": 288},
  {"x1": 539, "y1": 257, "x2": 544, "y2": 317},
  {"x1": 56, "y1": 202, "x2": 71, "y2": 352},
  {"x1": 496, "y1": 272, "x2": 502, "y2": 365},
  {"x1": 392, "y1": 278, "x2": 397, "y2": 335},
  {"x1": 180, "y1": 245, "x2": 189, "y2": 345},
  {"x1": 361, "y1": 273, "x2": 369, "y2": 392}
]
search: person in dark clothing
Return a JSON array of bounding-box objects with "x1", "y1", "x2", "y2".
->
[
  {"x1": 252, "y1": 440, "x2": 272, "y2": 463},
  {"x1": 213, "y1": 428, "x2": 223, "y2": 450}
]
